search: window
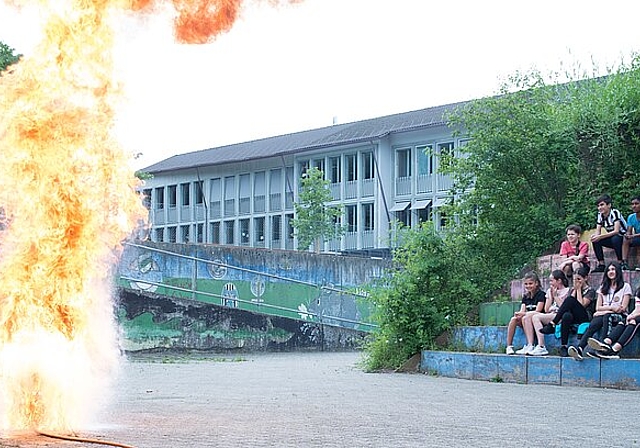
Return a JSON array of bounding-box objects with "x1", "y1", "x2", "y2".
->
[
  {"x1": 239, "y1": 173, "x2": 251, "y2": 214},
  {"x1": 254, "y1": 171, "x2": 266, "y2": 213},
  {"x1": 254, "y1": 217, "x2": 265, "y2": 244},
  {"x1": 329, "y1": 156, "x2": 341, "y2": 183},
  {"x1": 180, "y1": 224, "x2": 190, "y2": 242},
  {"x1": 285, "y1": 213, "x2": 294, "y2": 239},
  {"x1": 285, "y1": 166, "x2": 294, "y2": 210},
  {"x1": 210, "y1": 178, "x2": 222, "y2": 218},
  {"x1": 180, "y1": 183, "x2": 190, "y2": 207},
  {"x1": 142, "y1": 189, "x2": 151, "y2": 210},
  {"x1": 154, "y1": 187, "x2": 164, "y2": 210},
  {"x1": 396, "y1": 210, "x2": 410, "y2": 227},
  {"x1": 270, "y1": 169, "x2": 282, "y2": 211},
  {"x1": 417, "y1": 144, "x2": 433, "y2": 175},
  {"x1": 196, "y1": 223, "x2": 204, "y2": 243},
  {"x1": 299, "y1": 160, "x2": 309, "y2": 178},
  {"x1": 313, "y1": 158, "x2": 325, "y2": 177},
  {"x1": 345, "y1": 154, "x2": 357, "y2": 181},
  {"x1": 167, "y1": 226, "x2": 177, "y2": 243},
  {"x1": 211, "y1": 222, "x2": 221, "y2": 244},
  {"x1": 271, "y1": 215, "x2": 282, "y2": 241},
  {"x1": 418, "y1": 205, "x2": 432, "y2": 224},
  {"x1": 224, "y1": 220, "x2": 235, "y2": 244},
  {"x1": 362, "y1": 152, "x2": 374, "y2": 180},
  {"x1": 168, "y1": 185, "x2": 177, "y2": 208},
  {"x1": 240, "y1": 219, "x2": 250, "y2": 244},
  {"x1": 154, "y1": 227, "x2": 164, "y2": 242},
  {"x1": 194, "y1": 181, "x2": 204, "y2": 205},
  {"x1": 362, "y1": 203, "x2": 374, "y2": 231},
  {"x1": 396, "y1": 148, "x2": 411, "y2": 178},
  {"x1": 224, "y1": 176, "x2": 235, "y2": 216},
  {"x1": 346, "y1": 204, "x2": 357, "y2": 233}
]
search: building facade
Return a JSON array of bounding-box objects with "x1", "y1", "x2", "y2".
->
[{"x1": 141, "y1": 101, "x2": 468, "y2": 255}]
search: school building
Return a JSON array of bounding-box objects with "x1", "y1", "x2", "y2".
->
[{"x1": 140, "y1": 100, "x2": 470, "y2": 256}]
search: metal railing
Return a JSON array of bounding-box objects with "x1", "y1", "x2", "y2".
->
[{"x1": 119, "y1": 242, "x2": 377, "y2": 330}]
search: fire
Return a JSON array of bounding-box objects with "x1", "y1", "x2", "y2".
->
[{"x1": 0, "y1": 0, "x2": 298, "y2": 434}]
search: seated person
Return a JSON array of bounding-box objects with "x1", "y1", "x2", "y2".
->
[
  {"x1": 539, "y1": 266, "x2": 595, "y2": 356},
  {"x1": 505, "y1": 271, "x2": 545, "y2": 355},
  {"x1": 557, "y1": 224, "x2": 589, "y2": 278},
  {"x1": 566, "y1": 262, "x2": 632, "y2": 360},
  {"x1": 588, "y1": 286, "x2": 640, "y2": 359},
  {"x1": 524, "y1": 270, "x2": 570, "y2": 356},
  {"x1": 590, "y1": 194, "x2": 626, "y2": 272}
]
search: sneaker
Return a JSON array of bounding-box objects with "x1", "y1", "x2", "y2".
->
[
  {"x1": 540, "y1": 323, "x2": 556, "y2": 335},
  {"x1": 505, "y1": 346, "x2": 515, "y2": 355},
  {"x1": 516, "y1": 344, "x2": 534, "y2": 355},
  {"x1": 529, "y1": 345, "x2": 548, "y2": 356},
  {"x1": 568, "y1": 345, "x2": 583, "y2": 361},
  {"x1": 595, "y1": 347, "x2": 620, "y2": 359},
  {"x1": 587, "y1": 337, "x2": 611, "y2": 353},
  {"x1": 586, "y1": 351, "x2": 599, "y2": 359},
  {"x1": 559, "y1": 346, "x2": 568, "y2": 357},
  {"x1": 592, "y1": 264, "x2": 605, "y2": 273},
  {"x1": 621, "y1": 262, "x2": 630, "y2": 271}
]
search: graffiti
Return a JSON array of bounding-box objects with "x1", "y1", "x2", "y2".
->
[
  {"x1": 250, "y1": 276, "x2": 266, "y2": 302},
  {"x1": 208, "y1": 258, "x2": 228, "y2": 279},
  {"x1": 222, "y1": 283, "x2": 238, "y2": 308}
]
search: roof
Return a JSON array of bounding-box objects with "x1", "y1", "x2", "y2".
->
[{"x1": 142, "y1": 100, "x2": 470, "y2": 174}]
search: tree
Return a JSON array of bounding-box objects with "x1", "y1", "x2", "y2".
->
[
  {"x1": 0, "y1": 41, "x2": 21, "y2": 74},
  {"x1": 292, "y1": 167, "x2": 343, "y2": 252},
  {"x1": 444, "y1": 59, "x2": 640, "y2": 279}
]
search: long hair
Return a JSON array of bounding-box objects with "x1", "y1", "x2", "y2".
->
[
  {"x1": 600, "y1": 261, "x2": 624, "y2": 293},
  {"x1": 550, "y1": 269, "x2": 569, "y2": 288}
]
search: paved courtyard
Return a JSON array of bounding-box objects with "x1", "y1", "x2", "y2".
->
[{"x1": 1, "y1": 351, "x2": 638, "y2": 447}]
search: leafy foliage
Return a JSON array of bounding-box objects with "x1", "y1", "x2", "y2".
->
[
  {"x1": 291, "y1": 167, "x2": 343, "y2": 251},
  {"x1": 446, "y1": 60, "x2": 640, "y2": 276},
  {"x1": 0, "y1": 41, "x2": 21, "y2": 74},
  {"x1": 364, "y1": 223, "x2": 481, "y2": 370}
]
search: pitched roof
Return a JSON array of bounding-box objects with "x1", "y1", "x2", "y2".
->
[{"x1": 142, "y1": 100, "x2": 469, "y2": 174}]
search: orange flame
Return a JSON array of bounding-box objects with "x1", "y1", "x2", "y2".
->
[{"x1": 0, "y1": 0, "x2": 299, "y2": 434}]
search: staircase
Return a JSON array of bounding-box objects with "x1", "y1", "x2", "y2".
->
[{"x1": 420, "y1": 248, "x2": 640, "y2": 390}]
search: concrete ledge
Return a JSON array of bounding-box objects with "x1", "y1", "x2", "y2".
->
[
  {"x1": 421, "y1": 350, "x2": 640, "y2": 390},
  {"x1": 452, "y1": 325, "x2": 640, "y2": 357}
]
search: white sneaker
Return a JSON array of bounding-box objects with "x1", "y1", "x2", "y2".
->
[
  {"x1": 505, "y1": 346, "x2": 515, "y2": 355},
  {"x1": 529, "y1": 345, "x2": 548, "y2": 356},
  {"x1": 515, "y1": 344, "x2": 533, "y2": 355}
]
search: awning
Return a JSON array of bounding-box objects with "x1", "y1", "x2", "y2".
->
[
  {"x1": 389, "y1": 202, "x2": 410, "y2": 212},
  {"x1": 432, "y1": 197, "x2": 449, "y2": 208},
  {"x1": 411, "y1": 199, "x2": 432, "y2": 210}
]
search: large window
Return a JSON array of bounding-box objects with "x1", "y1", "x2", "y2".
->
[
  {"x1": 396, "y1": 147, "x2": 411, "y2": 178},
  {"x1": 154, "y1": 187, "x2": 164, "y2": 210},
  {"x1": 224, "y1": 220, "x2": 235, "y2": 244},
  {"x1": 254, "y1": 217, "x2": 265, "y2": 244},
  {"x1": 329, "y1": 156, "x2": 341, "y2": 183},
  {"x1": 362, "y1": 152, "x2": 374, "y2": 180},
  {"x1": 180, "y1": 183, "x2": 190, "y2": 207},
  {"x1": 362, "y1": 203, "x2": 374, "y2": 231},
  {"x1": 345, "y1": 154, "x2": 357, "y2": 181},
  {"x1": 210, "y1": 178, "x2": 222, "y2": 218},
  {"x1": 239, "y1": 173, "x2": 251, "y2": 214},
  {"x1": 271, "y1": 215, "x2": 282, "y2": 242},
  {"x1": 211, "y1": 222, "x2": 220, "y2": 244},
  {"x1": 346, "y1": 204, "x2": 357, "y2": 233},
  {"x1": 194, "y1": 181, "x2": 204, "y2": 205},
  {"x1": 417, "y1": 144, "x2": 433, "y2": 175},
  {"x1": 240, "y1": 218, "x2": 250, "y2": 245},
  {"x1": 254, "y1": 171, "x2": 266, "y2": 213},
  {"x1": 313, "y1": 158, "x2": 325, "y2": 177},
  {"x1": 168, "y1": 185, "x2": 177, "y2": 208}
]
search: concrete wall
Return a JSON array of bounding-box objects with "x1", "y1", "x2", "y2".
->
[{"x1": 118, "y1": 288, "x2": 368, "y2": 352}]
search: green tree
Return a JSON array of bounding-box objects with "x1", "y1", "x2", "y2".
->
[
  {"x1": 292, "y1": 167, "x2": 343, "y2": 252},
  {"x1": 445, "y1": 59, "x2": 640, "y2": 279},
  {"x1": 0, "y1": 41, "x2": 21, "y2": 74},
  {"x1": 364, "y1": 223, "x2": 481, "y2": 370}
]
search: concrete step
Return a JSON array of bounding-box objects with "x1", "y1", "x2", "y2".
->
[
  {"x1": 420, "y1": 350, "x2": 640, "y2": 390},
  {"x1": 452, "y1": 325, "x2": 640, "y2": 357}
]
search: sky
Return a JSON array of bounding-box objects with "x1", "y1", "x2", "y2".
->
[{"x1": 0, "y1": 0, "x2": 639, "y2": 170}]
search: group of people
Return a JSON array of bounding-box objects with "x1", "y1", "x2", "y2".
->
[{"x1": 505, "y1": 194, "x2": 640, "y2": 360}]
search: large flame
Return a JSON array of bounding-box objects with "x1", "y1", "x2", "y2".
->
[{"x1": 0, "y1": 0, "x2": 296, "y2": 433}]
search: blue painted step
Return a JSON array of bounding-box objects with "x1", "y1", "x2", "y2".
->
[{"x1": 420, "y1": 350, "x2": 640, "y2": 390}]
